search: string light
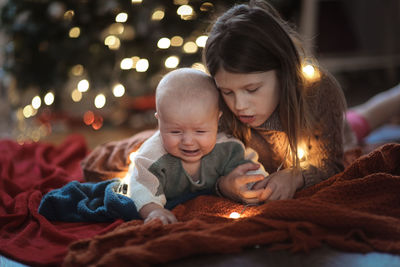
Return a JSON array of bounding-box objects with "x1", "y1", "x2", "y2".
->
[
  {"x1": 63, "y1": 10, "x2": 74, "y2": 20},
  {"x1": 77, "y1": 79, "x2": 89, "y2": 92},
  {"x1": 136, "y1": 59, "x2": 149, "y2": 72},
  {"x1": 152, "y1": 9, "x2": 165, "y2": 21},
  {"x1": 229, "y1": 212, "x2": 241, "y2": 219},
  {"x1": 298, "y1": 148, "x2": 305, "y2": 160},
  {"x1": 191, "y1": 62, "x2": 206, "y2": 73},
  {"x1": 71, "y1": 64, "x2": 84, "y2": 76},
  {"x1": 113, "y1": 84, "x2": 125, "y2": 97},
  {"x1": 71, "y1": 89, "x2": 82, "y2": 102},
  {"x1": 44, "y1": 92, "x2": 54, "y2": 105},
  {"x1": 177, "y1": 5, "x2": 192, "y2": 16},
  {"x1": 94, "y1": 94, "x2": 106, "y2": 109},
  {"x1": 183, "y1": 41, "x2": 197, "y2": 53},
  {"x1": 195, "y1": 35, "x2": 208, "y2": 47},
  {"x1": 200, "y1": 2, "x2": 214, "y2": 12},
  {"x1": 171, "y1": 36, "x2": 183, "y2": 47},
  {"x1": 120, "y1": 58, "x2": 134, "y2": 70},
  {"x1": 31, "y1": 96, "x2": 41, "y2": 109},
  {"x1": 131, "y1": 56, "x2": 140, "y2": 69},
  {"x1": 157, "y1": 37, "x2": 171, "y2": 49},
  {"x1": 131, "y1": 0, "x2": 142, "y2": 3},
  {"x1": 23, "y1": 105, "x2": 34, "y2": 118},
  {"x1": 108, "y1": 23, "x2": 124, "y2": 35},
  {"x1": 115, "y1": 13, "x2": 128, "y2": 23},
  {"x1": 105, "y1": 35, "x2": 121, "y2": 50},
  {"x1": 69, "y1": 27, "x2": 80, "y2": 38},
  {"x1": 165, "y1": 56, "x2": 179, "y2": 68}
]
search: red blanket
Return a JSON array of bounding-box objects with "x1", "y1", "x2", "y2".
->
[
  {"x1": 63, "y1": 143, "x2": 400, "y2": 266},
  {"x1": 0, "y1": 136, "x2": 124, "y2": 266}
]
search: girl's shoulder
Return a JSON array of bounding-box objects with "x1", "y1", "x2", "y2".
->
[{"x1": 305, "y1": 68, "x2": 346, "y2": 110}]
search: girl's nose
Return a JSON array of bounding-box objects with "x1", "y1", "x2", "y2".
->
[{"x1": 234, "y1": 94, "x2": 247, "y2": 111}]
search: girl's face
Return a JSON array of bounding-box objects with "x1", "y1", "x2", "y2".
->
[{"x1": 214, "y1": 69, "x2": 280, "y2": 127}]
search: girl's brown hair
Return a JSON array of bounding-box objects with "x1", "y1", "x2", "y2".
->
[{"x1": 204, "y1": 0, "x2": 330, "y2": 169}]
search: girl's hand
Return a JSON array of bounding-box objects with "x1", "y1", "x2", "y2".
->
[
  {"x1": 253, "y1": 168, "x2": 304, "y2": 201},
  {"x1": 144, "y1": 208, "x2": 177, "y2": 225},
  {"x1": 219, "y1": 162, "x2": 266, "y2": 204}
]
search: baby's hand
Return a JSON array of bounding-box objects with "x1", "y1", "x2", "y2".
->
[{"x1": 144, "y1": 208, "x2": 177, "y2": 225}]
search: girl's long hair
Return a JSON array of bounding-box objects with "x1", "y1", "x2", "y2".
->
[{"x1": 204, "y1": 0, "x2": 336, "y2": 169}]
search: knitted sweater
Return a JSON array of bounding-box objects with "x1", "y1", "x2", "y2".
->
[
  {"x1": 120, "y1": 131, "x2": 268, "y2": 210},
  {"x1": 247, "y1": 72, "x2": 355, "y2": 188}
]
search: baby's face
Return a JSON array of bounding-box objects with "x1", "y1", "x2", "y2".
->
[{"x1": 157, "y1": 101, "x2": 220, "y2": 165}]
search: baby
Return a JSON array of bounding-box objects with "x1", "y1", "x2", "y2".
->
[{"x1": 119, "y1": 68, "x2": 267, "y2": 224}]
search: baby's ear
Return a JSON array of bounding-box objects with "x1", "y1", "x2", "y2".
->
[{"x1": 154, "y1": 112, "x2": 159, "y2": 119}]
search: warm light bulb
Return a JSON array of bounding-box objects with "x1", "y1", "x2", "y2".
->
[
  {"x1": 113, "y1": 84, "x2": 125, "y2": 97},
  {"x1": 77, "y1": 79, "x2": 89, "y2": 92},
  {"x1": 31, "y1": 96, "x2": 41, "y2": 109},
  {"x1": 302, "y1": 64, "x2": 315, "y2": 79},
  {"x1": 69, "y1": 27, "x2": 80, "y2": 38},
  {"x1": 44, "y1": 92, "x2": 54, "y2": 105},
  {"x1": 120, "y1": 58, "x2": 134, "y2": 70},
  {"x1": 71, "y1": 89, "x2": 82, "y2": 102},
  {"x1": 157, "y1": 38, "x2": 171, "y2": 49},
  {"x1": 115, "y1": 13, "x2": 128, "y2": 23},
  {"x1": 195, "y1": 35, "x2": 208, "y2": 47},
  {"x1": 165, "y1": 56, "x2": 179, "y2": 68},
  {"x1": 171, "y1": 36, "x2": 183, "y2": 47},
  {"x1": 298, "y1": 148, "x2": 305, "y2": 160},
  {"x1": 177, "y1": 5, "x2": 193, "y2": 16},
  {"x1": 136, "y1": 59, "x2": 149, "y2": 72},
  {"x1": 183, "y1": 41, "x2": 198, "y2": 53},
  {"x1": 152, "y1": 9, "x2": 165, "y2": 20},
  {"x1": 94, "y1": 94, "x2": 106, "y2": 109},
  {"x1": 229, "y1": 212, "x2": 240, "y2": 219}
]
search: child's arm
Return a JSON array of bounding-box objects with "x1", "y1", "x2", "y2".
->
[{"x1": 139, "y1": 203, "x2": 177, "y2": 225}]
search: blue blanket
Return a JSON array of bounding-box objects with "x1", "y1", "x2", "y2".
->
[{"x1": 38, "y1": 179, "x2": 213, "y2": 222}]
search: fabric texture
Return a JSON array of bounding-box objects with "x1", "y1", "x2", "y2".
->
[
  {"x1": 0, "y1": 136, "x2": 125, "y2": 266},
  {"x1": 64, "y1": 143, "x2": 400, "y2": 267},
  {"x1": 38, "y1": 179, "x2": 140, "y2": 222}
]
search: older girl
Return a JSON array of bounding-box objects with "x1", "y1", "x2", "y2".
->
[{"x1": 204, "y1": 0, "x2": 350, "y2": 203}]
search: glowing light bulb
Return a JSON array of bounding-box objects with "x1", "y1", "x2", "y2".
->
[
  {"x1": 177, "y1": 5, "x2": 193, "y2": 16},
  {"x1": 136, "y1": 59, "x2": 149, "y2": 72},
  {"x1": 157, "y1": 38, "x2": 171, "y2": 49},
  {"x1": 113, "y1": 84, "x2": 125, "y2": 97},
  {"x1": 165, "y1": 56, "x2": 179, "y2": 68},
  {"x1": 115, "y1": 13, "x2": 128, "y2": 23},
  {"x1": 44, "y1": 92, "x2": 54, "y2": 105},
  {"x1": 77, "y1": 79, "x2": 89, "y2": 92},
  {"x1": 302, "y1": 64, "x2": 315, "y2": 79},
  {"x1": 71, "y1": 89, "x2": 82, "y2": 102},
  {"x1": 120, "y1": 58, "x2": 134, "y2": 70},
  {"x1": 69, "y1": 27, "x2": 80, "y2": 38},
  {"x1": 94, "y1": 94, "x2": 106, "y2": 109},
  {"x1": 31, "y1": 96, "x2": 41, "y2": 109},
  {"x1": 152, "y1": 9, "x2": 165, "y2": 20},
  {"x1": 229, "y1": 212, "x2": 240, "y2": 219},
  {"x1": 195, "y1": 35, "x2": 208, "y2": 47},
  {"x1": 298, "y1": 148, "x2": 305, "y2": 160},
  {"x1": 171, "y1": 36, "x2": 183, "y2": 47},
  {"x1": 183, "y1": 41, "x2": 198, "y2": 53}
]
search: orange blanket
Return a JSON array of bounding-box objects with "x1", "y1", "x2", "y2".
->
[{"x1": 64, "y1": 143, "x2": 400, "y2": 267}]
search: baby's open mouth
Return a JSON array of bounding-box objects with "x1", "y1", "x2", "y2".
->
[{"x1": 181, "y1": 149, "x2": 200, "y2": 155}]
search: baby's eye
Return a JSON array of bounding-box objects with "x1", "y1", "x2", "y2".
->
[
  {"x1": 170, "y1": 131, "x2": 181, "y2": 134},
  {"x1": 196, "y1": 130, "x2": 207, "y2": 134}
]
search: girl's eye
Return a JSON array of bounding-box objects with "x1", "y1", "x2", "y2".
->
[
  {"x1": 220, "y1": 90, "x2": 233, "y2": 96},
  {"x1": 246, "y1": 87, "x2": 259, "y2": 93}
]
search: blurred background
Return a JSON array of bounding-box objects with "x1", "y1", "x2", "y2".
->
[{"x1": 0, "y1": 0, "x2": 399, "y2": 148}]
